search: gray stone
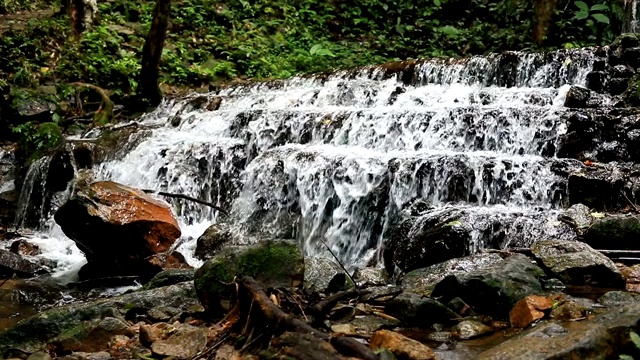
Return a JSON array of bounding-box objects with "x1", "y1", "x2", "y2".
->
[
  {"x1": 194, "y1": 223, "x2": 233, "y2": 260},
  {"x1": 431, "y1": 254, "x2": 545, "y2": 320},
  {"x1": 0, "y1": 249, "x2": 47, "y2": 277},
  {"x1": 142, "y1": 269, "x2": 195, "y2": 290},
  {"x1": 402, "y1": 253, "x2": 504, "y2": 296},
  {"x1": 598, "y1": 291, "x2": 640, "y2": 307},
  {"x1": 54, "y1": 317, "x2": 133, "y2": 353},
  {"x1": 353, "y1": 267, "x2": 389, "y2": 286},
  {"x1": 453, "y1": 319, "x2": 494, "y2": 340},
  {"x1": 530, "y1": 240, "x2": 625, "y2": 288},
  {"x1": 385, "y1": 293, "x2": 459, "y2": 327},
  {"x1": 558, "y1": 203, "x2": 592, "y2": 235},
  {"x1": 151, "y1": 325, "x2": 208, "y2": 359},
  {"x1": 583, "y1": 213, "x2": 640, "y2": 250},
  {"x1": 304, "y1": 256, "x2": 344, "y2": 292}
]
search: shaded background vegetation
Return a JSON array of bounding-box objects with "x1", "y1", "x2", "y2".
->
[{"x1": 0, "y1": 0, "x2": 627, "y2": 156}]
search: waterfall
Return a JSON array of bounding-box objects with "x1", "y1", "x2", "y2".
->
[{"x1": 89, "y1": 48, "x2": 596, "y2": 270}]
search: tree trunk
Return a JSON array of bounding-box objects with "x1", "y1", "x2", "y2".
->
[
  {"x1": 532, "y1": 0, "x2": 559, "y2": 46},
  {"x1": 139, "y1": 0, "x2": 171, "y2": 107},
  {"x1": 63, "y1": 0, "x2": 97, "y2": 34}
]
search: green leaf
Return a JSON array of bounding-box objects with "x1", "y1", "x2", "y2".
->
[
  {"x1": 575, "y1": 1, "x2": 589, "y2": 12},
  {"x1": 630, "y1": 331, "x2": 640, "y2": 349},
  {"x1": 439, "y1": 25, "x2": 460, "y2": 36},
  {"x1": 590, "y1": 4, "x2": 609, "y2": 11},
  {"x1": 309, "y1": 44, "x2": 322, "y2": 55},
  {"x1": 619, "y1": 355, "x2": 634, "y2": 360},
  {"x1": 591, "y1": 13, "x2": 610, "y2": 23},
  {"x1": 575, "y1": 10, "x2": 589, "y2": 19},
  {"x1": 315, "y1": 48, "x2": 336, "y2": 57},
  {"x1": 434, "y1": 0, "x2": 441, "y2": 6}
]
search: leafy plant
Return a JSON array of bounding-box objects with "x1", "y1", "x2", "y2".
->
[
  {"x1": 574, "y1": 1, "x2": 610, "y2": 24},
  {"x1": 620, "y1": 331, "x2": 640, "y2": 360}
]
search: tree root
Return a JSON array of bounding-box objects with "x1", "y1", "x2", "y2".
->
[{"x1": 234, "y1": 276, "x2": 378, "y2": 360}]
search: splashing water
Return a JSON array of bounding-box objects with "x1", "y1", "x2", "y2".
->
[{"x1": 17, "y1": 48, "x2": 597, "y2": 275}]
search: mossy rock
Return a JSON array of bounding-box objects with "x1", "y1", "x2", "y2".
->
[
  {"x1": 142, "y1": 268, "x2": 196, "y2": 290},
  {"x1": 623, "y1": 73, "x2": 640, "y2": 107},
  {"x1": 194, "y1": 240, "x2": 304, "y2": 313}
]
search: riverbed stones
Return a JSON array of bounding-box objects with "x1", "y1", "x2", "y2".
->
[
  {"x1": 598, "y1": 290, "x2": 640, "y2": 307},
  {"x1": 478, "y1": 302, "x2": 640, "y2": 359},
  {"x1": 0, "y1": 281, "x2": 199, "y2": 354},
  {"x1": 194, "y1": 240, "x2": 304, "y2": 312},
  {"x1": 558, "y1": 203, "x2": 592, "y2": 235},
  {"x1": 370, "y1": 330, "x2": 437, "y2": 360},
  {"x1": 55, "y1": 181, "x2": 181, "y2": 281},
  {"x1": 530, "y1": 239, "x2": 625, "y2": 288},
  {"x1": 431, "y1": 253, "x2": 545, "y2": 320},
  {"x1": 150, "y1": 324, "x2": 207, "y2": 359}
]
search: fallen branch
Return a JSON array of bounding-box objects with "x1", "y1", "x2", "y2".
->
[
  {"x1": 235, "y1": 276, "x2": 377, "y2": 360},
  {"x1": 311, "y1": 289, "x2": 369, "y2": 318},
  {"x1": 70, "y1": 82, "x2": 115, "y2": 124},
  {"x1": 141, "y1": 189, "x2": 229, "y2": 217}
]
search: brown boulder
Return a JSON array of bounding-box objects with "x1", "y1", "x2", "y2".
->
[
  {"x1": 370, "y1": 330, "x2": 437, "y2": 360},
  {"x1": 509, "y1": 295, "x2": 553, "y2": 329},
  {"x1": 55, "y1": 181, "x2": 181, "y2": 281}
]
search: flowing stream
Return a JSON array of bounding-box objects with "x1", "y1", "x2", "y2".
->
[{"x1": 16, "y1": 49, "x2": 599, "y2": 279}]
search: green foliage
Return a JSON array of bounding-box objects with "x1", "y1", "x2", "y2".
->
[
  {"x1": 0, "y1": 0, "x2": 628, "y2": 98},
  {"x1": 12, "y1": 121, "x2": 64, "y2": 160},
  {"x1": 619, "y1": 331, "x2": 640, "y2": 359}
]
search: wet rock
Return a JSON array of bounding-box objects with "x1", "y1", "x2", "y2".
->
[
  {"x1": 194, "y1": 240, "x2": 303, "y2": 312},
  {"x1": 384, "y1": 207, "x2": 469, "y2": 272},
  {"x1": 0, "y1": 249, "x2": 47, "y2": 277},
  {"x1": 0, "y1": 145, "x2": 17, "y2": 226},
  {"x1": 557, "y1": 203, "x2": 592, "y2": 235},
  {"x1": 151, "y1": 324, "x2": 207, "y2": 359},
  {"x1": 0, "y1": 282, "x2": 199, "y2": 354},
  {"x1": 567, "y1": 163, "x2": 640, "y2": 211},
  {"x1": 582, "y1": 213, "x2": 640, "y2": 250},
  {"x1": 304, "y1": 256, "x2": 345, "y2": 292},
  {"x1": 453, "y1": 319, "x2": 494, "y2": 339},
  {"x1": 564, "y1": 86, "x2": 590, "y2": 108},
  {"x1": 370, "y1": 330, "x2": 437, "y2": 360},
  {"x1": 530, "y1": 240, "x2": 625, "y2": 288},
  {"x1": 615, "y1": 33, "x2": 640, "y2": 49},
  {"x1": 351, "y1": 314, "x2": 400, "y2": 335},
  {"x1": 16, "y1": 150, "x2": 75, "y2": 229},
  {"x1": 447, "y1": 297, "x2": 476, "y2": 317},
  {"x1": 431, "y1": 254, "x2": 545, "y2": 320},
  {"x1": 142, "y1": 269, "x2": 195, "y2": 290},
  {"x1": 509, "y1": 295, "x2": 553, "y2": 329},
  {"x1": 479, "y1": 302, "x2": 640, "y2": 359},
  {"x1": 146, "y1": 250, "x2": 192, "y2": 270},
  {"x1": 385, "y1": 293, "x2": 459, "y2": 327},
  {"x1": 401, "y1": 253, "x2": 504, "y2": 296},
  {"x1": 194, "y1": 223, "x2": 233, "y2": 260},
  {"x1": 598, "y1": 291, "x2": 640, "y2": 307},
  {"x1": 9, "y1": 240, "x2": 41, "y2": 256},
  {"x1": 550, "y1": 300, "x2": 588, "y2": 321},
  {"x1": 55, "y1": 181, "x2": 181, "y2": 281},
  {"x1": 353, "y1": 267, "x2": 389, "y2": 286},
  {"x1": 53, "y1": 317, "x2": 133, "y2": 353}
]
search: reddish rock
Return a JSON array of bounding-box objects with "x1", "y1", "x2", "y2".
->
[
  {"x1": 618, "y1": 263, "x2": 640, "y2": 293},
  {"x1": 509, "y1": 295, "x2": 553, "y2": 329},
  {"x1": 55, "y1": 181, "x2": 181, "y2": 281},
  {"x1": 147, "y1": 251, "x2": 192, "y2": 270},
  {"x1": 150, "y1": 324, "x2": 207, "y2": 359},
  {"x1": 370, "y1": 329, "x2": 437, "y2": 360},
  {"x1": 10, "y1": 239, "x2": 41, "y2": 256},
  {"x1": 550, "y1": 300, "x2": 588, "y2": 321},
  {"x1": 139, "y1": 323, "x2": 171, "y2": 348}
]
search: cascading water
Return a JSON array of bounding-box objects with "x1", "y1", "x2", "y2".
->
[{"x1": 85, "y1": 48, "x2": 596, "y2": 271}]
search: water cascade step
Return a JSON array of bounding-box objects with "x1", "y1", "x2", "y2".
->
[
  {"x1": 88, "y1": 48, "x2": 603, "y2": 273},
  {"x1": 19, "y1": 44, "x2": 640, "y2": 280}
]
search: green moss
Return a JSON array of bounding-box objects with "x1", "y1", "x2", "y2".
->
[
  {"x1": 194, "y1": 241, "x2": 304, "y2": 312},
  {"x1": 624, "y1": 73, "x2": 640, "y2": 107}
]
